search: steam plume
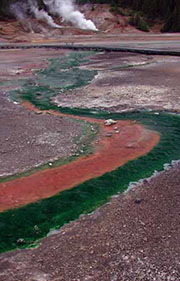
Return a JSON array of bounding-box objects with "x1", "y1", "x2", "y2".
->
[
  {"x1": 11, "y1": 0, "x2": 62, "y2": 29},
  {"x1": 31, "y1": 6, "x2": 62, "y2": 29},
  {"x1": 10, "y1": 2, "x2": 28, "y2": 20},
  {"x1": 43, "y1": 0, "x2": 98, "y2": 31},
  {"x1": 10, "y1": 0, "x2": 97, "y2": 31}
]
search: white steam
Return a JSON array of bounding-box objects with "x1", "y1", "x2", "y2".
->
[
  {"x1": 10, "y1": 2, "x2": 28, "y2": 20},
  {"x1": 31, "y1": 6, "x2": 62, "y2": 29},
  {"x1": 10, "y1": 0, "x2": 62, "y2": 29},
  {"x1": 43, "y1": 0, "x2": 98, "y2": 31},
  {"x1": 10, "y1": 0, "x2": 97, "y2": 31},
  {"x1": 30, "y1": 0, "x2": 62, "y2": 28}
]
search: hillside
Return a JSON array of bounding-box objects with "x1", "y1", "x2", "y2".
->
[
  {"x1": 78, "y1": 0, "x2": 180, "y2": 32},
  {"x1": 0, "y1": 4, "x2": 146, "y2": 43},
  {"x1": 0, "y1": 0, "x2": 179, "y2": 38}
]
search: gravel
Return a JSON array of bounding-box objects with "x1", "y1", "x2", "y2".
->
[
  {"x1": 0, "y1": 95, "x2": 83, "y2": 176},
  {"x1": 0, "y1": 163, "x2": 180, "y2": 280}
]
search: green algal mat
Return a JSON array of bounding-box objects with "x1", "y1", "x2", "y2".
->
[{"x1": 0, "y1": 51, "x2": 180, "y2": 253}]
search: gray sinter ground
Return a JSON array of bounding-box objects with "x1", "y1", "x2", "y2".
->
[
  {"x1": 54, "y1": 52, "x2": 180, "y2": 113},
  {"x1": 0, "y1": 95, "x2": 85, "y2": 176},
  {"x1": 0, "y1": 49, "x2": 96, "y2": 177}
]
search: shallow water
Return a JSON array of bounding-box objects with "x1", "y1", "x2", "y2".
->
[{"x1": 0, "y1": 51, "x2": 180, "y2": 253}]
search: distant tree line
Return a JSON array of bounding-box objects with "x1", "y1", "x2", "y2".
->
[
  {"x1": 118, "y1": 0, "x2": 180, "y2": 32},
  {"x1": 0, "y1": 0, "x2": 179, "y2": 32},
  {"x1": 77, "y1": 0, "x2": 180, "y2": 32}
]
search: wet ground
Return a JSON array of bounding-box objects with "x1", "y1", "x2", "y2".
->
[
  {"x1": 0, "y1": 49, "x2": 94, "y2": 177},
  {"x1": 0, "y1": 162, "x2": 180, "y2": 281},
  {"x1": 0, "y1": 110, "x2": 158, "y2": 211},
  {"x1": 0, "y1": 45, "x2": 180, "y2": 280},
  {"x1": 54, "y1": 52, "x2": 180, "y2": 113}
]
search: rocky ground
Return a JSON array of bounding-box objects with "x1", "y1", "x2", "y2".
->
[
  {"x1": 0, "y1": 95, "x2": 85, "y2": 177},
  {"x1": 54, "y1": 52, "x2": 180, "y2": 113},
  {"x1": 0, "y1": 41, "x2": 180, "y2": 280},
  {"x1": 0, "y1": 48, "x2": 93, "y2": 177}
]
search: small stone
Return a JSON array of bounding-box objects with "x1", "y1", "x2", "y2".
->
[
  {"x1": 34, "y1": 225, "x2": 39, "y2": 231},
  {"x1": 104, "y1": 119, "x2": 117, "y2": 126},
  {"x1": 135, "y1": 198, "x2": 143, "y2": 204},
  {"x1": 34, "y1": 225, "x2": 40, "y2": 234},
  {"x1": 126, "y1": 143, "x2": 136, "y2": 148},
  {"x1": 16, "y1": 238, "x2": 25, "y2": 245},
  {"x1": 106, "y1": 133, "x2": 113, "y2": 137}
]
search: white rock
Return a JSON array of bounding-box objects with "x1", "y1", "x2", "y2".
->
[{"x1": 104, "y1": 119, "x2": 117, "y2": 126}]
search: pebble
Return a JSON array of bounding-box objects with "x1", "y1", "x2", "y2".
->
[
  {"x1": 135, "y1": 198, "x2": 143, "y2": 204},
  {"x1": 106, "y1": 132, "x2": 113, "y2": 137},
  {"x1": 104, "y1": 119, "x2": 117, "y2": 126}
]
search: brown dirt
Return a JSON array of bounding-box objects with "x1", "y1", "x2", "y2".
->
[{"x1": 0, "y1": 101, "x2": 159, "y2": 211}]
